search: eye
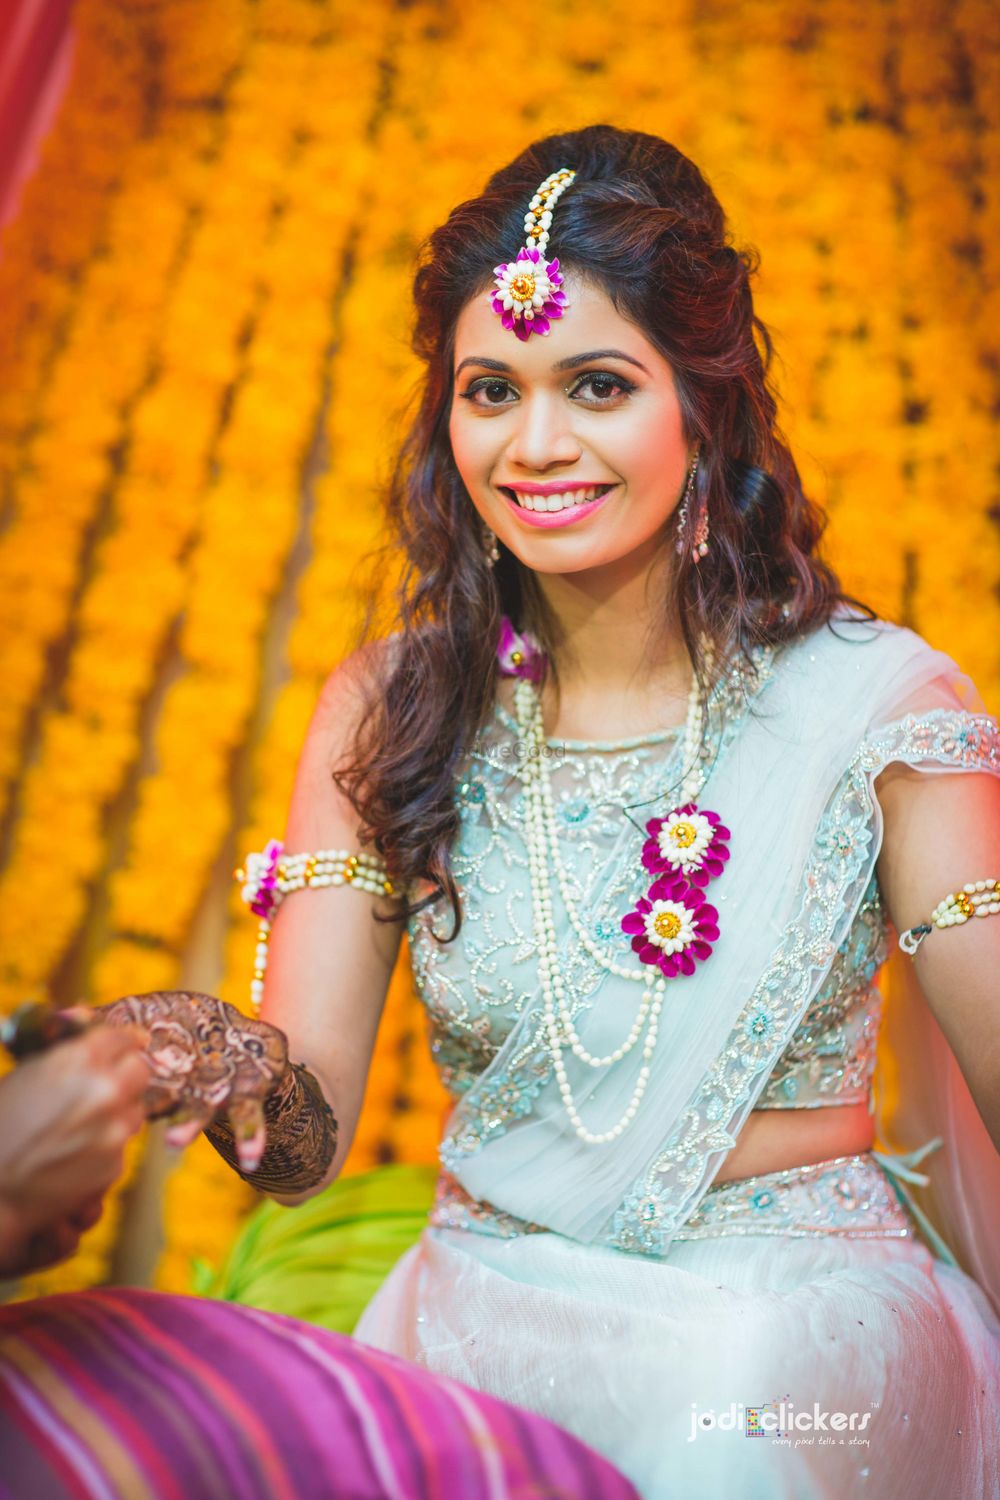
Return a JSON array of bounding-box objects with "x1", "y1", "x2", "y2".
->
[
  {"x1": 458, "y1": 377, "x2": 516, "y2": 407},
  {"x1": 569, "y1": 371, "x2": 635, "y2": 403}
]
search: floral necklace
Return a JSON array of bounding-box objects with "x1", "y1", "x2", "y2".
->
[{"x1": 498, "y1": 614, "x2": 730, "y2": 1145}]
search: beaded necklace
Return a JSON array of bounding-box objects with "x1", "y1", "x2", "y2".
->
[{"x1": 506, "y1": 621, "x2": 730, "y2": 1145}]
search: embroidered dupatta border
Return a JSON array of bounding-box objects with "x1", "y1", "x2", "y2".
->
[{"x1": 608, "y1": 708, "x2": 1000, "y2": 1256}]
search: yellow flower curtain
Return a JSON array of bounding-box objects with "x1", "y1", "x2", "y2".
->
[{"x1": 0, "y1": 0, "x2": 996, "y2": 1296}]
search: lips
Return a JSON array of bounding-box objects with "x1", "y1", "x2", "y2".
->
[
  {"x1": 498, "y1": 484, "x2": 617, "y2": 529},
  {"x1": 500, "y1": 483, "x2": 615, "y2": 512}
]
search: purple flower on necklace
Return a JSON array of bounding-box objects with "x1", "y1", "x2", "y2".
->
[
  {"x1": 621, "y1": 871, "x2": 720, "y2": 978},
  {"x1": 640, "y1": 802, "x2": 731, "y2": 887},
  {"x1": 491, "y1": 247, "x2": 569, "y2": 341},
  {"x1": 496, "y1": 614, "x2": 547, "y2": 681}
]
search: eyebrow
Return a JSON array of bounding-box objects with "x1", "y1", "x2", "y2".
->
[{"x1": 454, "y1": 348, "x2": 651, "y2": 378}]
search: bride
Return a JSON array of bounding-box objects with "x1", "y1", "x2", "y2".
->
[{"x1": 99, "y1": 125, "x2": 1000, "y2": 1498}]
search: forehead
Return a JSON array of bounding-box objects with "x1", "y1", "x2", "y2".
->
[{"x1": 452, "y1": 273, "x2": 662, "y2": 372}]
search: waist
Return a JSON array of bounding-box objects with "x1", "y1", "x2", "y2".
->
[
  {"x1": 712, "y1": 1099, "x2": 875, "y2": 1185},
  {"x1": 430, "y1": 1148, "x2": 917, "y2": 1252}
]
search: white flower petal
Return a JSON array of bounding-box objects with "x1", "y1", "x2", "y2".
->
[{"x1": 642, "y1": 899, "x2": 697, "y2": 954}]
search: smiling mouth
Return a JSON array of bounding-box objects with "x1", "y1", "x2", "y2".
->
[{"x1": 499, "y1": 484, "x2": 615, "y2": 513}]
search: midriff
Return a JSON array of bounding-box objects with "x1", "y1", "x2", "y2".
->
[{"x1": 710, "y1": 1101, "x2": 875, "y2": 1186}]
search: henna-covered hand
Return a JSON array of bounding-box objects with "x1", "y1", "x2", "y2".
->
[
  {"x1": 98, "y1": 991, "x2": 289, "y2": 1174},
  {"x1": 96, "y1": 991, "x2": 338, "y2": 1193},
  {"x1": 203, "y1": 1061, "x2": 339, "y2": 1197}
]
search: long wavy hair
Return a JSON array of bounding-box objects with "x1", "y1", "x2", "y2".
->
[{"x1": 335, "y1": 123, "x2": 873, "y2": 940}]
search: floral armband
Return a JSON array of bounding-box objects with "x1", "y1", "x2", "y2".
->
[{"x1": 235, "y1": 840, "x2": 395, "y2": 1013}]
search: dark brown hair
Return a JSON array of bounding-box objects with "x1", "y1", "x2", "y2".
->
[{"x1": 336, "y1": 123, "x2": 873, "y2": 939}]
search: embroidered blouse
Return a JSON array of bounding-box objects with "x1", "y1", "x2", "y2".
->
[{"x1": 407, "y1": 695, "x2": 885, "y2": 1117}]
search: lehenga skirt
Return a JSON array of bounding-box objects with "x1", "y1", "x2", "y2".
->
[{"x1": 353, "y1": 1150, "x2": 1000, "y2": 1500}]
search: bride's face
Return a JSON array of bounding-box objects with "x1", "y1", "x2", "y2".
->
[{"x1": 448, "y1": 273, "x2": 693, "y2": 576}]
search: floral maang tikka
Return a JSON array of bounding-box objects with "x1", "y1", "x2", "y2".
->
[{"x1": 492, "y1": 168, "x2": 577, "y2": 341}]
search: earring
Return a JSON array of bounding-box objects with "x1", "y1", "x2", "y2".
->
[
  {"x1": 483, "y1": 524, "x2": 501, "y2": 568},
  {"x1": 675, "y1": 445, "x2": 709, "y2": 563}
]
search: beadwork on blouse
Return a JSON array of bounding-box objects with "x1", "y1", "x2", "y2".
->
[{"x1": 407, "y1": 664, "x2": 885, "y2": 1115}]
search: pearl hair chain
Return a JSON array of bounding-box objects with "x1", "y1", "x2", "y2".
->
[{"x1": 513, "y1": 647, "x2": 713, "y2": 1145}]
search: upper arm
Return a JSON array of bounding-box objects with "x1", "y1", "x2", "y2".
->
[
  {"x1": 874, "y1": 760, "x2": 1000, "y2": 1150},
  {"x1": 260, "y1": 636, "x2": 407, "y2": 1194}
]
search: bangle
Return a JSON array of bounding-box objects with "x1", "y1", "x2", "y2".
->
[
  {"x1": 899, "y1": 878, "x2": 1000, "y2": 955},
  {"x1": 234, "y1": 840, "x2": 395, "y2": 1013}
]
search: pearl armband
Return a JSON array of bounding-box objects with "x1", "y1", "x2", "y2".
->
[
  {"x1": 234, "y1": 839, "x2": 395, "y2": 1013},
  {"x1": 899, "y1": 878, "x2": 1000, "y2": 956}
]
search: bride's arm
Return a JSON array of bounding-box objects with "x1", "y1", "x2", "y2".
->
[
  {"x1": 98, "y1": 637, "x2": 406, "y2": 1204},
  {"x1": 223, "y1": 637, "x2": 407, "y2": 1204},
  {"x1": 875, "y1": 762, "x2": 1000, "y2": 1153}
]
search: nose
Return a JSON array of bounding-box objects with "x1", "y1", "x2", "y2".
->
[{"x1": 504, "y1": 390, "x2": 582, "y2": 472}]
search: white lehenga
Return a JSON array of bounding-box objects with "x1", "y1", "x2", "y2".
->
[{"x1": 353, "y1": 610, "x2": 1000, "y2": 1500}]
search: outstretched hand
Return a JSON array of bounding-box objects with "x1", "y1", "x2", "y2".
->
[
  {"x1": 0, "y1": 1022, "x2": 150, "y2": 1278},
  {"x1": 98, "y1": 991, "x2": 289, "y2": 1173}
]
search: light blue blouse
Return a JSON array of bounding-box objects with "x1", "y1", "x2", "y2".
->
[{"x1": 407, "y1": 697, "x2": 885, "y2": 1117}]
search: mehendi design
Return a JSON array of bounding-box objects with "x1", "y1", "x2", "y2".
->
[
  {"x1": 97, "y1": 990, "x2": 337, "y2": 1193},
  {"x1": 99, "y1": 991, "x2": 289, "y2": 1120},
  {"x1": 203, "y1": 1060, "x2": 339, "y2": 1195}
]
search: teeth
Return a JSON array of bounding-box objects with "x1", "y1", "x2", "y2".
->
[{"x1": 515, "y1": 486, "x2": 609, "y2": 512}]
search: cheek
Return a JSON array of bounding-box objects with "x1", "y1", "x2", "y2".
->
[
  {"x1": 447, "y1": 410, "x2": 471, "y2": 479},
  {"x1": 620, "y1": 406, "x2": 685, "y2": 494},
  {"x1": 449, "y1": 411, "x2": 493, "y2": 491}
]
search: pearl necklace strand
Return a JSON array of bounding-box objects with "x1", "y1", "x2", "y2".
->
[{"x1": 513, "y1": 646, "x2": 714, "y2": 1145}]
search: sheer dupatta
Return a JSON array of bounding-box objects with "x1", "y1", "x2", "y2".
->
[
  {"x1": 876, "y1": 946, "x2": 1000, "y2": 1319},
  {"x1": 436, "y1": 611, "x2": 1000, "y2": 1289}
]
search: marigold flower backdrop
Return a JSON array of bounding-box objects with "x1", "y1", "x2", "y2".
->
[{"x1": 0, "y1": 0, "x2": 996, "y2": 1297}]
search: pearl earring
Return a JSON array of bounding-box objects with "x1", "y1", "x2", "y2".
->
[{"x1": 484, "y1": 525, "x2": 500, "y2": 567}]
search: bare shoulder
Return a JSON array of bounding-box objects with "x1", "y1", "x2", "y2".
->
[
  {"x1": 312, "y1": 631, "x2": 402, "y2": 745},
  {"x1": 285, "y1": 633, "x2": 404, "y2": 864}
]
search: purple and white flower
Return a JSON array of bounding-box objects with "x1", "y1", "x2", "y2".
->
[
  {"x1": 641, "y1": 801, "x2": 730, "y2": 887},
  {"x1": 243, "y1": 838, "x2": 283, "y2": 920},
  {"x1": 496, "y1": 614, "x2": 547, "y2": 681},
  {"x1": 621, "y1": 871, "x2": 720, "y2": 979},
  {"x1": 491, "y1": 246, "x2": 569, "y2": 342}
]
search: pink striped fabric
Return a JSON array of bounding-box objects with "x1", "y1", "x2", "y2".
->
[{"x1": 0, "y1": 1288, "x2": 638, "y2": 1499}]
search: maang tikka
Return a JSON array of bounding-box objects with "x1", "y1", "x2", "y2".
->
[
  {"x1": 675, "y1": 444, "x2": 709, "y2": 563},
  {"x1": 492, "y1": 167, "x2": 577, "y2": 340}
]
